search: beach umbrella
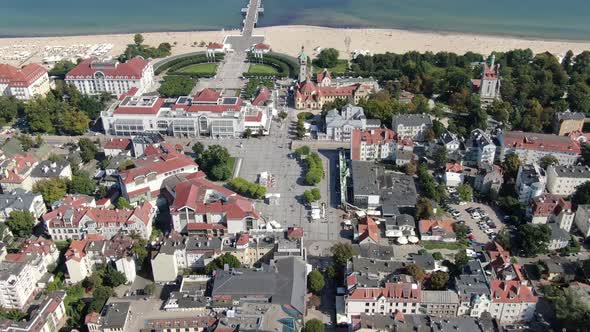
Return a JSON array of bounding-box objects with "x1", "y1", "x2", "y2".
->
[
  {"x1": 408, "y1": 236, "x2": 419, "y2": 244},
  {"x1": 397, "y1": 236, "x2": 408, "y2": 245}
]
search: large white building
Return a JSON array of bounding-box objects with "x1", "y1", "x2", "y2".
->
[
  {"x1": 575, "y1": 205, "x2": 590, "y2": 238},
  {"x1": 350, "y1": 128, "x2": 397, "y2": 161},
  {"x1": 0, "y1": 63, "x2": 50, "y2": 100},
  {"x1": 515, "y1": 164, "x2": 546, "y2": 204},
  {"x1": 498, "y1": 131, "x2": 582, "y2": 166},
  {"x1": 65, "y1": 57, "x2": 154, "y2": 97},
  {"x1": 546, "y1": 165, "x2": 590, "y2": 196},
  {"x1": 464, "y1": 129, "x2": 496, "y2": 167},
  {"x1": 489, "y1": 280, "x2": 537, "y2": 324},
  {"x1": 345, "y1": 281, "x2": 421, "y2": 320},
  {"x1": 100, "y1": 88, "x2": 273, "y2": 138},
  {"x1": 0, "y1": 257, "x2": 45, "y2": 309},
  {"x1": 391, "y1": 114, "x2": 432, "y2": 141}
]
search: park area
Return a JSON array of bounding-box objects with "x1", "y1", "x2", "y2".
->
[
  {"x1": 178, "y1": 63, "x2": 218, "y2": 75},
  {"x1": 248, "y1": 64, "x2": 279, "y2": 75}
]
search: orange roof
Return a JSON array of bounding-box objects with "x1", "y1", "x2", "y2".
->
[
  {"x1": 348, "y1": 282, "x2": 421, "y2": 302},
  {"x1": 419, "y1": 219, "x2": 455, "y2": 235},
  {"x1": 490, "y1": 280, "x2": 537, "y2": 303},
  {"x1": 351, "y1": 128, "x2": 397, "y2": 161},
  {"x1": 358, "y1": 216, "x2": 380, "y2": 243},
  {"x1": 445, "y1": 162, "x2": 463, "y2": 173}
]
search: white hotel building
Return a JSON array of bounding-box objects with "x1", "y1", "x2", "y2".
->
[
  {"x1": 0, "y1": 63, "x2": 51, "y2": 100},
  {"x1": 100, "y1": 88, "x2": 274, "y2": 138},
  {"x1": 65, "y1": 56, "x2": 154, "y2": 97}
]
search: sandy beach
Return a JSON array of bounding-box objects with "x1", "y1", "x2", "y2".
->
[{"x1": 1, "y1": 25, "x2": 590, "y2": 66}]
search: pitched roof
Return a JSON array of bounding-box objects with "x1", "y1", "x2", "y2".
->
[
  {"x1": 490, "y1": 280, "x2": 537, "y2": 303},
  {"x1": 118, "y1": 151, "x2": 198, "y2": 184},
  {"x1": 445, "y1": 162, "x2": 463, "y2": 173},
  {"x1": 251, "y1": 86, "x2": 271, "y2": 106},
  {"x1": 316, "y1": 69, "x2": 332, "y2": 82},
  {"x1": 103, "y1": 138, "x2": 132, "y2": 150},
  {"x1": 358, "y1": 216, "x2": 380, "y2": 243},
  {"x1": 44, "y1": 202, "x2": 153, "y2": 230},
  {"x1": 0, "y1": 63, "x2": 47, "y2": 86},
  {"x1": 66, "y1": 57, "x2": 149, "y2": 80},
  {"x1": 418, "y1": 219, "x2": 455, "y2": 236},
  {"x1": 195, "y1": 88, "x2": 221, "y2": 103},
  {"x1": 502, "y1": 131, "x2": 581, "y2": 155},
  {"x1": 347, "y1": 282, "x2": 421, "y2": 302},
  {"x1": 253, "y1": 43, "x2": 270, "y2": 50},
  {"x1": 0, "y1": 153, "x2": 37, "y2": 184}
]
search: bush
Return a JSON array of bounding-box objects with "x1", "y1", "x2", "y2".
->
[
  {"x1": 228, "y1": 177, "x2": 267, "y2": 199},
  {"x1": 295, "y1": 145, "x2": 310, "y2": 156},
  {"x1": 158, "y1": 76, "x2": 195, "y2": 97},
  {"x1": 307, "y1": 270, "x2": 325, "y2": 294},
  {"x1": 304, "y1": 153, "x2": 324, "y2": 185},
  {"x1": 303, "y1": 188, "x2": 321, "y2": 203}
]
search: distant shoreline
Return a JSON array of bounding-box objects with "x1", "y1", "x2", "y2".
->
[{"x1": 1, "y1": 23, "x2": 590, "y2": 44}]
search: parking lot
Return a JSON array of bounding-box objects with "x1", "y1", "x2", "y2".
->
[{"x1": 443, "y1": 200, "x2": 506, "y2": 246}]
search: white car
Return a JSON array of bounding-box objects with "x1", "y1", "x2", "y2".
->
[{"x1": 471, "y1": 213, "x2": 481, "y2": 220}]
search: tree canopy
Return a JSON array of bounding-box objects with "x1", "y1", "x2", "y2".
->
[
  {"x1": 428, "y1": 271, "x2": 450, "y2": 290},
  {"x1": 304, "y1": 319, "x2": 324, "y2": 332},
  {"x1": 314, "y1": 48, "x2": 339, "y2": 68},
  {"x1": 6, "y1": 211, "x2": 35, "y2": 238},
  {"x1": 158, "y1": 76, "x2": 195, "y2": 98},
  {"x1": 205, "y1": 253, "x2": 241, "y2": 274},
  {"x1": 196, "y1": 145, "x2": 233, "y2": 181},
  {"x1": 307, "y1": 270, "x2": 325, "y2": 294},
  {"x1": 405, "y1": 264, "x2": 425, "y2": 282},
  {"x1": 33, "y1": 177, "x2": 68, "y2": 204},
  {"x1": 517, "y1": 224, "x2": 551, "y2": 256},
  {"x1": 331, "y1": 243, "x2": 355, "y2": 267}
]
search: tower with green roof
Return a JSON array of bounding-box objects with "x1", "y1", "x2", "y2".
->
[{"x1": 298, "y1": 46, "x2": 309, "y2": 83}]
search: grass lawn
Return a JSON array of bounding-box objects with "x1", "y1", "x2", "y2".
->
[
  {"x1": 248, "y1": 64, "x2": 279, "y2": 75},
  {"x1": 316, "y1": 60, "x2": 349, "y2": 74},
  {"x1": 179, "y1": 63, "x2": 218, "y2": 74},
  {"x1": 421, "y1": 241, "x2": 465, "y2": 250},
  {"x1": 227, "y1": 157, "x2": 236, "y2": 177}
]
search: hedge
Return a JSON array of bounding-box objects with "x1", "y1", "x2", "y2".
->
[
  {"x1": 227, "y1": 177, "x2": 267, "y2": 199},
  {"x1": 304, "y1": 152, "x2": 324, "y2": 185},
  {"x1": 154, "y1": 53, "x2": 224, "y2": 75}
]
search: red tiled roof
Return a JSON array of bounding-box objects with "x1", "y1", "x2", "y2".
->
[
  {"x1": 103, "y1": 138, "x2": 131, "y2": 150},
  {"x1": 419, "y1": 219, "x2": 455, "y2": 235},
  {"x1": 186, "y1": 103, "x2": 242, "y2": 114},
  {"x1": 348, "y1": 282, "x2": 421, "y2": 302},
  {"x1": 236, "y1": 233, "x2": 249, "y2": 246},
  {"x1": 0, "y1": 153, "x2": 37, "y2": 184},
  {"x1": 347, "y1": 274, "x2": 358, "y2": 288},
  {"x1": 358, "y1": 216, "x2": 380, "y2": 243},
  {"x1": 531, "y1": 194, "x2": 571, "y2": 217},
  {"x1": 19, "y1": 237, "x2": 55, "y2": 257},
  {"x1": 351, "y1": 128, "x2": 397, "y2": 161},
  {"x1": 244, "y1": 111, "x2": 263, "y2": 122},
  {"x1": 503, "y1": 131, "x2": 582, "y2": 155},
  {"x1": 207, "y1": 43, "x2": 224, "y2": 49},
  {"x1": 66, "y1": 57, "x2": 149, "y2": 80},
  {"x1": 195, "y1": 88, "x2": 221, "y2": 103},
  {"x1": 186, "y1": 223, "x2": 226, "y2": 231},
  {"x1": 483, "y1": 64, "x2": 499, "y2": 80},
  {"x1": 0, "y1": 63, "x2": 47, "y2": 86},
  {"x1": 490, "y1": 280, "x2": 537, "y2": 303},
  {"x1": 45, "y1": 202, "x2": 153, "y2": 230},
  {"x1": 287, "y1": 227, "x2": 304, "y2": 239},
  {"x1": 316, "y1": 69, "x2": 332, "y2": 82},
  {"x1": 119, "y1": 151, "x2": 198, "y2": 184},
  {"x1": 85, "y1": 312, "x2": 100, "y2": 324},
  {"x1": 252, "y1": 86, "x2": 271, "y2": 106},
  {"x1": 253, "y1": 43, "x2": 271, "y2": 50},
  {"x1": 445, "y1": 162, "x2": 463, "y2": 173},
  {"x1": 118, "y1": 87, "x2": 139, "y2": 100}
]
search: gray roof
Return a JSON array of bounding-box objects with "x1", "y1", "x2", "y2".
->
[
  {"x1": 550, "y1": 223, "x2": 570, "y2": 242},
  {"x1": 466, "y1": 129, "x2": 494, "y2": 148},
  {"x1": 453, "y1": 260, "x2": 490, "y2": 302},
  {"x1": 0, "y1": 189, "x2": 40, "y2": 211},
  {"x1": 411, "y1": 252, "x2": 436, "y2": 271},
  {"x1": 0, "y1": 260, "x2": 27, "y2": 280},
  {"x1": 542, "y1": 258, "x2": 577, "y2": 275},
  {"x1": 211, "y1": 256, "x2": 306, "y2": 314},
  {"x1": 185, "y1": 237, "x2": 222, "y2": 251},
  {"x1": 30, "y1": 160, "x2": 69, "y2": 178},
  {"x1": 351, "y1": 161, "x2": 417, "y2": 208},
  {"x1": 431, "y1": 316, "x2": 487, "y2": 332},
  {"x1": 550, "y1": 165, "x2": 590, "y2": 178},
  {"x1": 440, "y1": 130, "x2": 459, "y2": 145},
  {"x1": 167, "y1": 291, "x2": 209, "y2": 309},
  {"x1": 100, "y1": 302, "x2": 130, "y2": 329},
  {"x1": 557, "y1": 111, "x2": 585, "y2": 121},
  {"x1": 518, "y1": 164, "x2": 544, "y2": 186},
  {"x1": 354, "y1": 243, "x2": 395, "y2": 260},
  {"x1": 359, "y1": 314, "x2": 430, "y2": 332},
  {"x1": 131, "y1": 132, "x2": 164, "y2": 145},
  {"x1": 420, "y1": 290, "x2": 459, "y2": 304},
  {"x1": 391, "y1": 114, "x2": 432, "y2": 128}
]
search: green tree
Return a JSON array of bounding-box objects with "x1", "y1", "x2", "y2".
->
[
  {"x1": 205, "y1": 253, "x2": 241, "y2": 274},
  {"x1": 134, "y1": 33, "x2": 144, "y2": 46},
  {"x1": 456, "y1": 184, "x2": 473, "y2": 202},
  {"x1": 572, "y1": 182, "x2": 590, "y2": 206},
  {"x1": 143, "y1": 283, "x2": 156, "y2": 296},
  {"x1": 540, "y1": 155, "x2": 559, "y2": 169},
  {"x1": 88, "y1": 286, "x2": 114, "y2": 313},
  {"x1": 278, "y1": 111, "x2": 288, "y2": 120},
  {"x1": 331, "y1": 243, "x2": 354, "y2": 267},
  {"x1": 404, "y1": 162, "x2": 417, "y2": 176},
  {"x1": 307, "y1": 270, "x2": 325, "y2": 294},
  {"x1": 17, "y1": 134, "x2": 34, "y2": 152},
  {"x1": 416, "y1": 197, "x2": 433, "y2": 219},
  {"x1": 0, "y1": 96, "x2": 21, "y2": 126},
  {"x1": 158, "y1": 76, "x2": 195, "y2": 98},
  {"x1": 68, "y1": 171, "x2": 96, "y2": 195},
  {"x1": 405, "y1": 264, "x2": 425, "y2": 282},
  {"x1": 314, "y1": 48, "x2": 339, "y2": 68},
  {"x1": 502, "y1": 154, "x2": 522, "y2": 181},
  {"x1": 35, "y1": 135, "x2": 44, "y2": 148},
  {"x1": 115, "y1": 197, "x2": 132, "y2": 209},
  {"x1": 568, "y1": 81, "x2": 590, "y2": 114},
  {"x1": 48, "y1": 60, "x2": 77, "y2": 78},
  {"x1": 243, "y1": 128, "x2": 252, "y2": 138},
  {"x1": 296, "y1": 118, "x2": 306, "y2": 138},
  {"x1": 295, "y1": 145, "x2": 311, "y2": 156},
  {"x1": 432, "y1": 145, "x2": 448, "y2": 168},
  {"x1": 61, "y1": 110, "x2": 89, "y2": 135},
  {"x1": 6, "y1": 211, "x2": 35, "y2": 238},
  {"x1": 33, "y1": 177, "x2": 68, "y2": 204},
  {"x1": 429, "y1": 271, "x2": 449, "y2": 290},
  {"x1": 304, "y1": 319, "x2": 324, "y2": 332},
  {"x1": 131, "y1": 239, "x2": 149, "y2": 266},
  {"x1": 104, "y1": 265, "x2": 127, "y2": 287},
  {"x1": 192, "y1": 142, "x2": 205, "y2": 157},
  {"x1": 198, "y1": 145, "x2": 232, "y2": 181},
  {"x1": 303, "y1": 188, "x2": 321, "y2": 204},
  {"x1": 517, "y1": 224, "x2": 551, "y2": 256},
  {"x1": 78, "y1": 138, "x2": 98, "y2": 163}
]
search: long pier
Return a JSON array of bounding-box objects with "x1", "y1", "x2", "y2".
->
[{"x1": 241, "y1": 0, "x2": 263, "y2": 37}]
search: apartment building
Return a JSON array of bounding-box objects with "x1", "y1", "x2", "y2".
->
[
  {"x1": 0, "y1": 259, "x2": 42, "y2": 309},
  {"x1": 351, "y1": 128, "x2": 397, "y2": 161},
  {"x1": 454, "y1": 260, "x2": 491, "y2": 317},
  {"x1": 391, "y1": 114, "x2": 432, "y2": 141},
  {"x1": 418, "y1": 219, "x2": 456, "y2": 242},
  {"x1": 100, "y1": 88, "x2": 274, "y2": 138},
  {"x1": 575, "y1": 205, "x2": 590, "y2": 238},
  {"x1": 498, "y1": 131, "x2": 581, "y2": 166},
  {"x1": 65, "y1": 57, "x2": 154, "y2": 97},
  {"x1": 530, "y1": 194, "x2": 574, "y2": 231},
  {"x1": 0, "y1": 154, "x2": 38, "y2": 192},
  {"x1": 515, "y1": 164, "x2": 546, "y2": 204},
  {"x1": 321, "y1": 105, "x2": 381, "y2": 141},
  {"x1": 30, "y1": 160, "x2": 72, "y2": 184},
  {"x1": 0, "y1": 292, "x2": 66, "y2": 332},
  {"x1": 0, "y1": 63, "x2": 50, "y2": 100},
  {"x1": 420, "y1": 290, "x2": 459, "y2": 317},
  {"x1": 546, "y1": 165, "x2": 590, "y2": 196},
  {"x1": 346, "y1": 281, "x2": 421, "y2": 320},
  {"x1": 554, "y1": 110, "x2": 585, "y2": 136},
  {"x1": 464, "y1": 129, "x2": 496, "y2": 167},
  {"x1": 489, "y1": 280, "x2": 537, "y2": 324},
  {"x1": 0, "y1": 189, "x2": 46, "y2": 222}
]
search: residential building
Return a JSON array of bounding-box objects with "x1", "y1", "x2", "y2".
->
[
  {"x1": 548, "y1": 223, "x2": 570, "y2": 250},
  {"x1": 321, "y1": 105, "x2": 380, "y2": 141},
  {"x1": 439, "y1": 130, "x2": 461, "y2": 154},
  {"x1": 117, "y1": 144, "x2": 199, "y2": 204},
  {"x1": 345, "y1": 281, "x2": 421, "y2": 320},
  {"x1": 464, "y1": 129, "x2": 496, "y2": 167},
  {"x1": 0, "y1": 189, "x2": 46, "y2": 222},
  {"x1": 211, "y1": 257, "x2": 307, "y2": 315},
  {"x1": 486, "y1": 242, "x2": 525, "y2": 283},
  {"x1": 575, "y1": 204, "x2": 590, "y2": 238},
  {"x1": 86, "y1": 302, "x2": 131, "y2": 332},
  {"x1": 542, "y1": 259, "x2": 578, "y2": 282},
  {"x1": 65, "y1": 57, "x2": 154, "y2": 97},
  {"x1": 515, "y1": 164, "x2": 546, "y2": 204},
  {"x1": 474, "y1": 165, "x2": 503, "y2": 198},
  {"x1": 471, "y1": 55, "x2": 501, "y2": 105},
  {"x1": 0, "y1": 292, "x2": 66, "y2": 332},
  {"x1": 44, "y1": 200, "x2": 154, "y2": 240},
  {"x1": 0, "y1": 154, "x2": 37, "y2": 192},
  {"x1": 226, "y1": 235, "x2": 277, "y2": 267},
  {"x1": 391, "y1": 114, "x2": 432, "y2": 141},
  {"x1": 383, "y1": 214, "x2": 415, "y2": 238},
  {"x1": 420, "y1": 290, "x2": 459, "y2": 317},
  {"x1": 100, "y1": 89, "x2": 274, "y2": 138},
  {"x1": 351, "y1": 128, "x2": 397, "y2": 161},
  {"x1": 489, "y1": 280, "x2": 537, "y2": 324},
  {"x1": 102, "y1": 138, "x2": 132, "y2": 157},
  {"x1": 546, "y1": 165, "x2": 590, "y2": 196},
  {"x1": 529, "y1": 194, "x2": 574, "y2": 231},
  {"x1": 0, "y1": 258, "x2": 44, "y2": 309},
  {"x1": 167, "y1": 172, "x2": 261, "y2": 235},
  {"x1": 349, "y1": 161, "x2": 417, "y2": 216},
  {"x1": 18, "y1": 237, "x2": 59, "y2": 270},
  {"x1": 64, "y1": 234, "x2": 139, "y2": 284},
  {"x1": 30, "y1": 160, "x2": 72, "y2": 184},
  {"x1": 444, "y1": 162, "x2": 464, "y2": 187},
  {"x1": 454, "y1": 260, "x2": 491, "y2": 317},
  {"x1": 419, "y1": 219, "x2": 456, "y2": 242},
  {"x1": 498, "y1": 131, "x2": 582, "y2": 165},
  {"x1": 554, "y1": 110, "x2": 585, "y2": 136},
  {"x1": 355, "y1": 216, "x2": 380, "y2": 245},
  {"x1": 0, "y1": 63, "x2": 50, "y2": 100},
  {"x1": 162, "y1": 275, "x2": 210, "y2": 312}
]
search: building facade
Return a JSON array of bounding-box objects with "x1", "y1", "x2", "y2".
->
[
  {"x1": 489, "y1": 280, "x2": 537, "y2": 324},
  {"x1": 515, "y1": 164, "x2": 546, "y2": 204},
  {"x1": 546, "y1": 165, "x2": 590, "y2": 196},
  {"x1": 65, "y1": 57, "x2": 154, "y2": 97},
  {"x1": 0, "y1": 63, "x2": 50, "y2": 100},
  {"x1": 350, "y1": 128, "x2": 397, "y2": 161},
  {"x1": 575, "y1": 205, "x2": 590, "y2": 238},
  {"x1": 498, "y1": 131, "x2": 582, "y2": 166},
  {"x1": 391, "y1": 114, "x2": 432, "y2": 142},
  {"x1": 464, "y1": 129, "x2": 496, "y2": 167},
  {"x1": 320, "y1": 105, "x2": 380, "y2": 141},
  {"x1": 554, "y1": 111, "x2": 585, "y2": 136}
]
